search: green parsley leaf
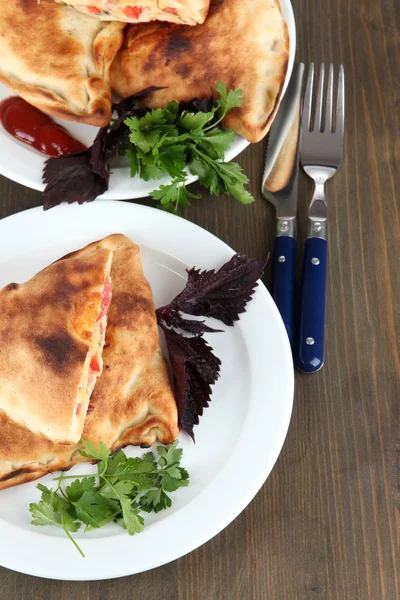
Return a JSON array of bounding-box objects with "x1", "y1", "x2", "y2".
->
[
  {"x1": 139, "y1": 108, "x2": 169, "y2": 129},
  {"x1": 120, "y1": 498, "x2": 145, "y2": 535},
  {"x1": 126, "y1": 116, "x2": 162, "y2": 153},
  {"x1": 163, "y1": 101, "x2": 180, "y2": 122},
  {"x1": 123, "y1": 82, "x2": 253, "y2": 213},
  {"x1": 30, "y1": 497, "x2": 84, "y2": 557},
  {"x1": 214, "y1": 161, "x2": 249, "y2": 186},
  {"x1": 65, "y1": 477, "x2": 96, "y2": 503},
  {"x1": 111, "y1": 456, "x2": 155, "y2": 479},
  {"x1": 30, "y1": 500, "x2": 59, "y2": 528},
  {"x1": 215, "y1": 81, "x2": 244, "y2": 119},
  {"x1": 139, "y1": 488, "x2": 172, "y2": 513},
  {"x1": 125, "y1": 146, "x2": 139, "y2": 178},
  {"x1": 30, "y1": 441, "x2": 188, "y2": 557},
  {"x1": 79, "y1": 440, "x2": 110, "y2": 464},
  {"x1": 225, "y1": 182, "x2": 255, "y2": 205},
  {"x1": 161, "y1": 473, "x2": 181, "y2": 492},
  {"x1": 73, "y1": 491, "x2": 113, "y2": 528},
  {"x1": 60, "y1": 510, "x2": 82, "y2": 534},
  {"x1": 157, "y1": 145, "x2": 187, "y2": 178},
  {"x1": 179, "y1": 110, "x2": 215, "y2": 132},
  {"x1": 165, "y1": 465, "x2": 182, "y2": 479},
  {"x1": 150, "y1": 179, "x2": 200, "y2": 213},
  {"x1": 140, "y1": 162, "x2": 165, "y2": 182},
  {"x1": 200, "y1": 128, "x2": 237, "y2": 159},
  {"x1": 158, "y1": 440, "x2": 183, "y2": 467},
  {"x1": 100, "y1": 480, "x2": 134, "y2": 500}
]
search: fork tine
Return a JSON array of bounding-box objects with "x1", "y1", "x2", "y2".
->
[
  {"x1": 325, "y1": 64, "x2": 334, "y2": 132},
  {"x1": 314, "y1": 64, "x2": 325, "y2": 131},
  {"x1": 302, "y1": 63, "x2": 314, "y2": 131},
  {"x1": 336, "y1": 65, "x2": 345, "y2": 137}
]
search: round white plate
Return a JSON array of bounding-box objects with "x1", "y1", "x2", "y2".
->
[
  {"x1": 0, "y1": 201, "x2": 294, "y2": 580},
  {"x1": 0, "y1": 0, "x2": 295, "y2": 200}
]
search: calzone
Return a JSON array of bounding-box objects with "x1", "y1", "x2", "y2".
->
[
  {"x1": 0, "y1": 0, "x2": 124, "y2": 126},
  {"x1": 110, "y1": 0, "x2": 289, "y2": 142},
  {"x1": 0, "y1": 235, "x2": 179, "y2": 490}
]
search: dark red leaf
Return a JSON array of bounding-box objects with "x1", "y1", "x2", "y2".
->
[
  {"x1": 159, "y1": 253, "x2": 267, "y2": 326},
  {"x1": 157, "y1": 253, "x2": 266, "y2": 439},
  {"x1": 156, "y1": 307, "x2": 221, "y2": 336},
  {"x1": 42, "y1": 151, "x2": 107, "y2": 210},
  {"x1": 160, "y1": 325, "x2": 221, "y2": 440},
  {"x1": 42, "y1": 88, "x2": 163, "y2": 210}
]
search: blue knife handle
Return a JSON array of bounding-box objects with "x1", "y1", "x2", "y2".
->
[
  {"x1": 295, "y1": 237, "x2": 328, "y2": 373},
  {"x1": 272, "y1": 235, "x2": 296, "y2": 347}
]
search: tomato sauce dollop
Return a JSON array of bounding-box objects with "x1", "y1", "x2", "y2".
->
[{"x1": 0, "y1": 96, "x2": 87, "y2": 157}]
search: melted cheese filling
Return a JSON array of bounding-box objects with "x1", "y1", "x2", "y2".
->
[
  {"x1": 74, "y1": 312, "x2": 107, "y2": 430},
  {"x1": 58, "y1": 0, "x2": 204, "y2": 24}
]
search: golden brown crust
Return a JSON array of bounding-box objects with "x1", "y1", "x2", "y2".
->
[
  {"x1": 0, "y1": 247, "x2": 113, "y2": 443},
  {"x1": 0, "y1": 0, "x2": 124, "y2": 126},
  {"x1": 110, "y1": 0, "x2": 289, "y2": 142},
  {"x1": 0, "y1": 235, "x2": 179, "y2": 490}
]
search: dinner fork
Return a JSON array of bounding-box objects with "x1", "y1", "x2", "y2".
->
[{"x1": 295, "y1": 64, "x2": 345, "y2": 373}]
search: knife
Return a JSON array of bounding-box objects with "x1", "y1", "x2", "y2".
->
[{"x1": 262, "y1": 62, "x2": 305, "y2": 347}]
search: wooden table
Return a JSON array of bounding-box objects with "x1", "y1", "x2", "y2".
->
[{"x1": 0, "y1": 1, "x2": 399, "y2": 598}]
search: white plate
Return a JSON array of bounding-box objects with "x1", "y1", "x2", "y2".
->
[
  {"x1": 0, "y1": 0, "x2": 295, "y2": 199},
  {"x1": 0, "y1": 201, "x2": 294, "y2": 580}
]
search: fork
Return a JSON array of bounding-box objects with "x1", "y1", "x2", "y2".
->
[{"x1": 295, "y1": 64, "x2": 345, "y2": 373}]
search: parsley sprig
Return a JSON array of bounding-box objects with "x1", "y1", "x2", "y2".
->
[
  {"x1": 29, "y1": 440, "x2": 189, "y2": 557},
  {"x1": 124, "y1": 82, "x2": 255, "y2": 213}
]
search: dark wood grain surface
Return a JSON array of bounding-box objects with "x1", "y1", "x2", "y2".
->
[{"x1": 0, "y1": 1, "x2": 399, "y2": 598}]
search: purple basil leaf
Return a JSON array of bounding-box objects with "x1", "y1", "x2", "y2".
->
[
  {"x1": 157, "y1": 253, "x2": 266, "y2": 439},
  {"x1": 181, "y1": 366, "x2": 213, "y2": 440},
  {"x1": 113, "y1": 87, "x2": 164, "y2": 119},
  {"x1": 179, "y1": 97, "x2": 214, "y2": 115},
  {"x1": 42, "y1": 87, "x2": 163, "y2": 210},
  {"x1": 160, "y1": 254, "x2": 267, "y2": 327},
  {"x1": 160, "y1": 325, "x2": 221, "y2": 439},
  {"x1": 156, "y1": 306, "x2": 221, "y2": 336},
  {"x1": 43, "y1": 151, "x2": 107, "y2": 210}
]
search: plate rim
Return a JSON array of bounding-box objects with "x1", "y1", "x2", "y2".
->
[
  {"x1": 0, "y1": 0, "x2": 296, "y2": 200},
  {"x1": 0, "y1": 201, "x2": 294, "y2": 580}
]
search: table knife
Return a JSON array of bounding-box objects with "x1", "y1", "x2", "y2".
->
[{"x1": 262, "y1": 62, "x2": 304, "y2": 347}]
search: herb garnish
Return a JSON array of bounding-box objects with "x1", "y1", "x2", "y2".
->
[
  {"x1": 29, "y1": 440, "x2": 188, "y2": 557},
  {"x1": 157, "y1": 253, "x2": 267, "y2": 439},
  {"x1": 43, "y1": 82, "x2": 255, "y2": 213}
]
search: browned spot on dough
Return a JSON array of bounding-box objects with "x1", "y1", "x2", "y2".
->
[
  {"x1": 166, "y1": 34, "x2": 192, "y2": 56},
  {"x1": 1, "y1": 467, "x2": 31, "y2": 481},
  {"x1": 110, "y1": 291, "x2": 154, "y2": 328},
  {"x1": 176, "y1": 64, "x2": 192, "y2": 78},
  {"x1": 33, "y1": 331, "x2": 87, "y2": 374}
]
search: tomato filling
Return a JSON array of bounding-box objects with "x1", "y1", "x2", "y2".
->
[
  {"x1": 97, "y1": 278, "x2": 112, "y2": 322},
  {"x1": 123, "y1": 5, "x2": 142, "y2": 18},
  {"x1": 90, "y1": 355, "x2": 101, "y2": 373},
  {"x1": 87, "y1": 5, "x2": 101, "y2": 14},
  {"x1": 162, "y1": 7, "x2": 178, "y2": 14}
]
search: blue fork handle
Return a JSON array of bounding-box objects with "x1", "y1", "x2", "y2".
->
[
  {"x1": 272, "y1": 236, "x2": 296, "y2": 347},
  {"x1": 295, "y1": 236, "x2": 328, "y2": 373}
]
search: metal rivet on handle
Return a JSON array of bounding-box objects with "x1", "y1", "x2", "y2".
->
[
  {"x1": 279, "y1": 221, "x2": 289, "y2": 233},
  {"x1": 306, "y1": 337, "x2": 315, "y2": 345},
  {"x1": 278, "y1": 256, "x2": 286, "y2": 263},
  {"x1": 312, "y1": 258, "x2": 320, "y2": 265},
  {"x1": 313, "y1": 222, "x2": 322, "y2": 232}
]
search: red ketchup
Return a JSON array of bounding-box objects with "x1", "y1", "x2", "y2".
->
[{"x1": 0, "y1": 96, "x2": 87, "y2": 157}]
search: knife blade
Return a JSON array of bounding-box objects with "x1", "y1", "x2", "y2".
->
[{"x1": 262, "y1": 62, "x2": 304, "y2": 346}]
